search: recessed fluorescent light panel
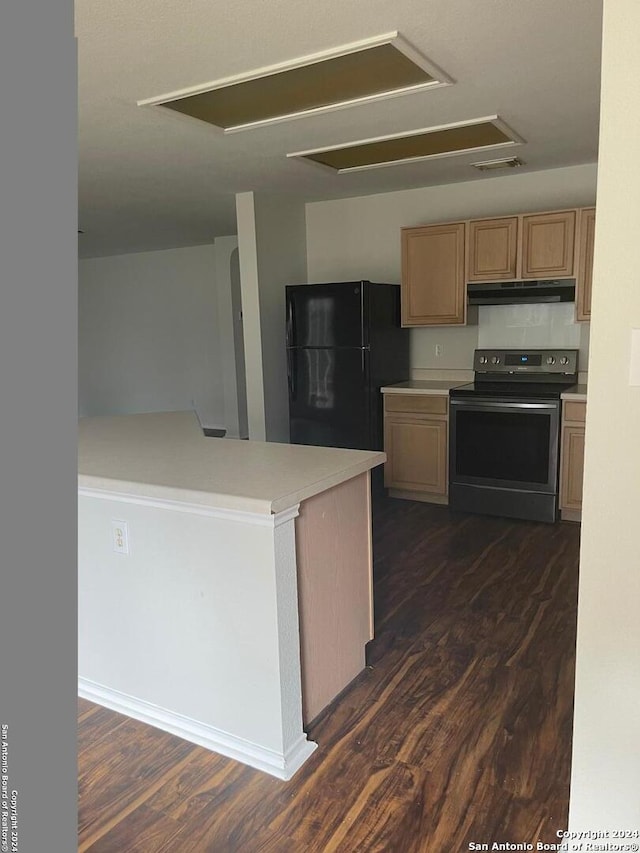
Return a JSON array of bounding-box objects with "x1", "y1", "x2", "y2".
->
[
  {"x1": 138, "y1": 33, "x2": 452, "y2": 132},
  {"x1": 471, "y1": 156, "x2": 525, "y2": 171},
  {"x1": 288, "y1": 117, "x2": 523, "y2": 173}
]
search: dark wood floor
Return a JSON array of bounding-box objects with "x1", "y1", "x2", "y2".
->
[{"x1": 78, "y1": 497, "x2": 580, "y2": 852}]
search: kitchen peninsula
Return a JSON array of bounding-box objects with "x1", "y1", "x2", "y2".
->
[{"x1": 78, "y1": 411, "x2": 384, "y2": 780}]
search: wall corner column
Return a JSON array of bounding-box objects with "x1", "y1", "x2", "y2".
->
[{"x1": 235, "y1": 191, "x2": 267, "y2": 441}]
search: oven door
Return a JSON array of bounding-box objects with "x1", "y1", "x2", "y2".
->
[{"x1": 449, "y1": 396, "x2": 560, "y2": 494}]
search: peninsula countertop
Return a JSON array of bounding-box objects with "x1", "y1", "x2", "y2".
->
[
  {"x1": 78, "y1": 411, "x2": 385, "y2": 515},
  {"x1": 561, "y1": 384, "x2": 588, "y2": 402}
]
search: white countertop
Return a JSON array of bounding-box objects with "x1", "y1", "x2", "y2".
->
[
  {"x1": 78, "y1": 411, "x2": 385, "y2": 515},
  {"x1": 561, "y1": 384, "x2": 588, "y2": 402},
  {"x1": 380, "y1": 380, "x2": 465, "y2": 395}
]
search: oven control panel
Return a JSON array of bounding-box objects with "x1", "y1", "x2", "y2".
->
[{"x1": 473, "y1": 349, "x2": 579, "y2": 375}]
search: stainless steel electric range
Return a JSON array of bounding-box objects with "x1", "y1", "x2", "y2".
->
[{"x1": 448, "y1": 348, "x2": 579, "y2": 523}]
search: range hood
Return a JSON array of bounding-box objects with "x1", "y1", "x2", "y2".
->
[{"x1": 467, "y1": 279, "x2": 576, "y2": 306}]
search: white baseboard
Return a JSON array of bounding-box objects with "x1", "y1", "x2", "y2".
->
[{"x1": 78, "y1": 678, "x2": 317, "y2": 781}]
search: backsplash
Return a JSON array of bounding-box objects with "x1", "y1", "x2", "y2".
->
[
  {"x1": 410, "y1": 302, "x2": 590, "y2": 380},
  {"x1": 478, "y1": 303, "x2": 578, "y2": 347},
  {"x1": 478, "y1": 303, "x2": 590, "y2": 373}
]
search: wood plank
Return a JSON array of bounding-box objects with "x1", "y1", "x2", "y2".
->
[
  {"x1": 78, "y1": 704, "x2": 129, "y2": 754},
  {"x1": 78, "y1": 715, "x2": 195, "y2": 850},
  {"x1": 81, "y1": 804, "x2": 183, "y2": 853},
  {"x1": 78, "y1": 696, "x2": 100, "y2": 722}
]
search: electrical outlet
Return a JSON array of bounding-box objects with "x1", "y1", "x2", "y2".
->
[
  {"x1": 435, "y1": 344, "x2": 443, "y2": 357},
  {"x1": 111, "y1": 520, "x2": 129, "y2": 555}
]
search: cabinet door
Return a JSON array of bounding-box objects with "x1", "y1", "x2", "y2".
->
[
  {"x1": 467, "y1": 217, "x2": 518, "y2": 281},
  {"x1": 521, "y1": 210, "x2": 577, "y2": 278},
  {"x1": 576, "y1": 207, "x2": 596, "y2": 321},
  {"x1": 559, "y1": 424, "x2": 585, "y2": 511},
  {"x1": 384, "y1": 415, "x2": 448, "y2": 495},
  {"x1": 401, "y1": 223, "x2": 466, "y2": 326}
]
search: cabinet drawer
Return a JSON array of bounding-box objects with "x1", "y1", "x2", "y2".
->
[
  {"x1": 384, "y1": 394, "x2": 448, "y2": 415},
  {"x1": 563, "y1": 400, "x2": 586, "y2": 423}
]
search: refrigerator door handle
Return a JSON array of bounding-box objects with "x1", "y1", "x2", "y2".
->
[
  {"x1": 287, "y1": 348, "x2": 297, "y2": 402},
  {"x1": 286, "y1": 296, "x2": 297, "y2": 348}
]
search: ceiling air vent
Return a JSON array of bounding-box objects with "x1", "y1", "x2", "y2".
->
[
  {"x1": 471, "y1": 156, "x2": 525, "y2": 172},
  {"x1": 137, "y1": 33, "x2": 453, "y2": 133},
  {"x1": 288, "y1": 116, "x2": 523, "y2": 173}
]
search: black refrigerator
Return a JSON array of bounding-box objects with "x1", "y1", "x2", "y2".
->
[{"x1": 286, "y1": 281, "x2": 410, "y2": 453}]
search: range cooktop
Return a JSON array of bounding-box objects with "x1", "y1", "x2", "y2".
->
[
  {"x1": 451, "y1": 380, "x2": 578, "y2": 399},
  {"x1": 451, "y1": 348, "x2": 579, "y2": 399}
]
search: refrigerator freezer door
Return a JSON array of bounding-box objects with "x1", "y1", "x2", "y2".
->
[
  {"x1": 288, "y1": 347, "x2": 371, "y2": 450},
  {"x1": 286, "y1": 282, "x2": 367, "y2": 348}
]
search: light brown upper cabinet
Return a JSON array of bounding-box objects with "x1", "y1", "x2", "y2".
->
[
  {"x1": 401, "y1": 222, "x2": 466, "y2": 326},
  {"x1": 576, "y1": 207, "x2": 596, "y2": 321},
  {"x1": 467, "y1": 209, "x2": 578, "y2": 283},
  {"x1": 467, "y1": 217, "x2": 518, "y2": 281},
  {"x1": 521, "y1": 210, "x2": 577, "y2": 279},
  {"x1": 402, "y1": 206, "x2": 594, "y2": 327}
]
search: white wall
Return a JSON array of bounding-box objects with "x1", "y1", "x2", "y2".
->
[
  {"x1": 79, "y1": 243, "x2": 237, "y2": 430},
  {"x1": 236, "y1": 192, "x2": 308, "y2": 443},
  {"x1": 78, "y1": 492, "x2": 315, "y2": 778},
  {"x1": 305, "y1": 164, "x2": 597, "y2": 373},
  {"x1": 569, "y1": 0, "x2": 640, "y2": 828}
]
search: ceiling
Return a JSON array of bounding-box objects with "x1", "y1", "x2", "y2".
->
[{"x1": 76, "y1": 0, "x2": 603, "y2": 259}]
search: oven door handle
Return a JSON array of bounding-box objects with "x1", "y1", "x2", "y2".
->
[{"x1": 449, "y1": 399, "x2": 558, "y2": 410}]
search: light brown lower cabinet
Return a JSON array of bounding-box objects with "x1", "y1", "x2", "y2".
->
[
  {"x1": 559, "y1": 400, "x2": 586, "y2": 522},
  {"x1": 383, "y1": 394, "x2": 448, "y2": 504}
]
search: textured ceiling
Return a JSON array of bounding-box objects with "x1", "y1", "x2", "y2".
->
[{"x1": 76, "y1": 0, "x2": 603, "y2": 258}]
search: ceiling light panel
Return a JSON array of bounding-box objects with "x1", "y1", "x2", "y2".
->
[
  {"x1": 288, "y1": 117, "x2": 523, "y2": 173},
  {"x1": 138, "y1": 33, "x2": 452, "y2": 132}
]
